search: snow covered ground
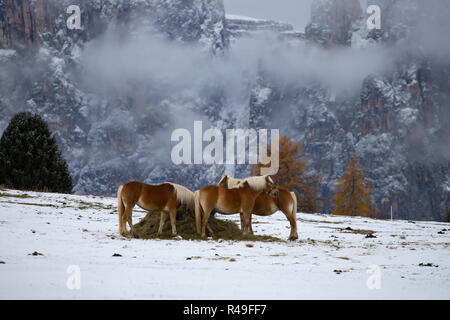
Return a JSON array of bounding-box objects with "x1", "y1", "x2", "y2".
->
[{"x1": 0, "y1": 189, "x2": 449, "y2": 300}]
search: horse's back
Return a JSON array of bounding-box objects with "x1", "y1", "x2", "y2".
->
[
  {"x1": 198, "y1": 185, "x2": 219, "y2": 199},
  {"x1": 121, "y1": 181, "x2": 174, "y2": 207},
  {"x1": 200, "y1": 185, "x2": 245, "y2": 214},
  {"x1": 140, "y1": 182, "x2": 174, "y2": 206},
  {"x1": 120, "y1": 181, "x2": 144, "y2": 203}
]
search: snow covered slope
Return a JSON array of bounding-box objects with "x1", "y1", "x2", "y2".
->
[{"x1": 0, "y1": 189, "x2": 448, "y2": 299}]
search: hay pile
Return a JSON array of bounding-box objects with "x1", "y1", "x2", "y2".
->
[{"x1": 132, "y1": 210, "x2": 280, "y2": 242}]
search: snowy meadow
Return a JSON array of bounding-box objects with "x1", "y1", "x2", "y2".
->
[{"x1": 0, "y1": 189, "x2": 449, "y2": 299}]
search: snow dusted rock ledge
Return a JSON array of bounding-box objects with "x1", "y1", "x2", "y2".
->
[
  {"x1": 0, "y1": 189, "x2": 449, "y2": 299},
  {"x1": 225, "y1": 13, "x2": 304, "y2": 43}
]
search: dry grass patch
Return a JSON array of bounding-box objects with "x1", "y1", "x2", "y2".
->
[{"x1": 132, "y1": 211, "x2": 282, "y2": 242}]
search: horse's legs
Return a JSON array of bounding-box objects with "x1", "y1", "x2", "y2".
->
[
  {"x1": 158, "y1": 211, "x2": 168, "y2": 235},
  {"x1": 239, "y1": 213, "x2": 245, "y2": 231},
  {"x1": 281, "y1": 209, "x2": 298, "y2": 240},
  {"x1": 122, "y1": 205, "x2": 133, "y2": 237},
  {"x1": 127, "y1": 213, "x2": 136, "y2": 237},
  {"x1": 119, "y1": 210, "x2": 128, "y2": 236},
  {"x1": 201, "y1": 206, "x2": 213, "y2": 238},
  {"x1": 168, "y1": 207, "x2": 178, "y2": 236},
  {"x1": 242, "y1": 211, "x2": 252, "y2": 235},
  {"x1": 240, "y1": 212, "x2": 254, "y2": 234}
]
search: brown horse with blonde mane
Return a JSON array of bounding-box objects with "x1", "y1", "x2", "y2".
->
[
  {"x1": 219, "y1": 175, "x2": 298, "y2": 240},
  {"x1": 194, "y1": 175, "x2": 275, "y2": 237},
  {"x1": 117, "y1": 181, "x2": 195, "y2": 237}
]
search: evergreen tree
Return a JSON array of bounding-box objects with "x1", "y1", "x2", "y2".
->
[
  {"x1": 253, "y1": 135, "x2": 321, "y2": 213},
  {"x1": 0, "y1": 112, "x2": 73, "y2": 193},
  {"x1": 332, "y1": 155, "x2": 376, "y2": 217}
]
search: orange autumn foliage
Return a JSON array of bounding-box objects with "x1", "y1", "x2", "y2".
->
[
  {"x1": 332, "y1": 155, "x2": 377, "y2": 217},
  {"x1": 252, "y1": 136, "x2": 321, "y2": 213}
]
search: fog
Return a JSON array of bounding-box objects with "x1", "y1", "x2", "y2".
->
[
  {"x1": 69, "y1": 0, "x2": 450, "y2": 171},
  {"x1": 79, "y1": 26, "x2": 394, "y2": 110}
]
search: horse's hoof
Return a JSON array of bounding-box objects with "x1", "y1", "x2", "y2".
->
[
  {"x1": 288, "y1": 235, "x2": 299, "y2": 241},
  {"x1": 173, "y1": 235, "x2": 182, "y2": 240}
]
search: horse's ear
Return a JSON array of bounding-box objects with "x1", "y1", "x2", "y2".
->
[{"x1": 219, "y1": 175, "x2": 227, "y2": 186}]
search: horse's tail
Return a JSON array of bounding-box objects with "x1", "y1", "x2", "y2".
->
[
  {"x1": 194, "y1": 190, "x2": 202, "y2": 234},
  {"x1": 290, "y1": 191, "x2": 298, "y2": 221},
  {"x1": 169, "y1": 183, "x2": 195, "y2": 210},
  {"x1": 117, "y1": 185, "x2": 125, "y2": 235}
]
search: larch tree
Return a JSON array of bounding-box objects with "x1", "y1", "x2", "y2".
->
[
  {"x1": 252, "y1": 135, "x2": 321, "y2": 213},
  {"x1": 332, "y1": 155, "x2": 376, "y2": 217}
]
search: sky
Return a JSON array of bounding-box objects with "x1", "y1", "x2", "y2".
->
[{"x1": 223, "y1": 0, "x2": 314, "y2": 31}]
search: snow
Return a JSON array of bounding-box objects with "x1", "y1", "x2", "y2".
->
[
  {"x1": 254, "y1": 87, "x2": 272, "y2": 105},
  {"x1": 0, "y1": 49, "x2": 16, "y2": 61},
  {"x1": 443, "y1": 177, "x2": 450, "y2": 192},
  {"x1": 226, "y1": 14, "x2": 265, "y2": 22},
  {"x1": 0, "y1": 189, "x2": 449, "y2": 299},
  {"x1": 397, "y1": 107, "x2": 419, "y2": 127}
]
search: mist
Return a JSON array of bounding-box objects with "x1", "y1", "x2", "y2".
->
[
  {"x1": 79, "y1": 24, "x2": 394, "y2": 111},
  {"x1": 70, "y1": 0, "x2": 450, "y2": 176}
]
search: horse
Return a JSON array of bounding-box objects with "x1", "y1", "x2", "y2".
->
[
  {"x1": 117, "y1": 181, "x2": 195, "y2": 237},
  {"x1": 194, "y1": 175, "x2": 275, "y2": 237},
  {"x1": 219, "y1": 175, "x2": 298, "y2": 240}
]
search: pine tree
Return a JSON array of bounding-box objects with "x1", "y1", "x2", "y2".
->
[
  {"x1": 0, "y1": 112, "x2": 73, "y2": 193},
  {"x1": 252, "y1": 135, "x2": 321, "y2": 213},
  {"x1": 332, "y1": 155, "x2": 376, "y2": 217}
]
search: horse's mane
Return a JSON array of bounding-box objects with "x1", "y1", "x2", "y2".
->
[
  {"x1": 166, "y1": 182, "x2": 195, "y2": 209},
  {"x1": 221, "y1": 175, "x2": 273, "y2": 191}
]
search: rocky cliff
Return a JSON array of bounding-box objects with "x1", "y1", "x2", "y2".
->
[
  {"x1": 0, "y1": 0, "x2": 230, "y2": 194},
  {"x1": 1, "y1": 0, "x2": 449, "y2": 221},
  {"x1": 245, "y1": 0, "x2": 450, "y2": 220}
]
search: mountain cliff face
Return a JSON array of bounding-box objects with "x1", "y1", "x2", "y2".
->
[
  {"x1": 0, "y1": 0, "x2": 230, "y2": 194},
  {"x1": 305, "y1": 0, "x2": 362, "y2": 46},
  {"x1": 1, "y1": 0, "x2": 449, "y2": 221},
  {"x1": 245, "y1": 0, "x2": 450, "y2": 221}
]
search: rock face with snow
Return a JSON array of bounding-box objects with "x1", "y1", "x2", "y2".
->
[
  {"x1": 226, "y1": 14, "x2": 304, "y2": 43},
  {"x1": 243, "y1": 0, "x2": 450, "y2": 221},
  {"x1": 305, "y1": 0, "x2": 362, "y2": 47},
  {"x1": 0, "y1": 0, "x2": 449, "y2": 221},
  {"x1": 0, "y1": 0, "x2": 229, "y2": 194}
]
